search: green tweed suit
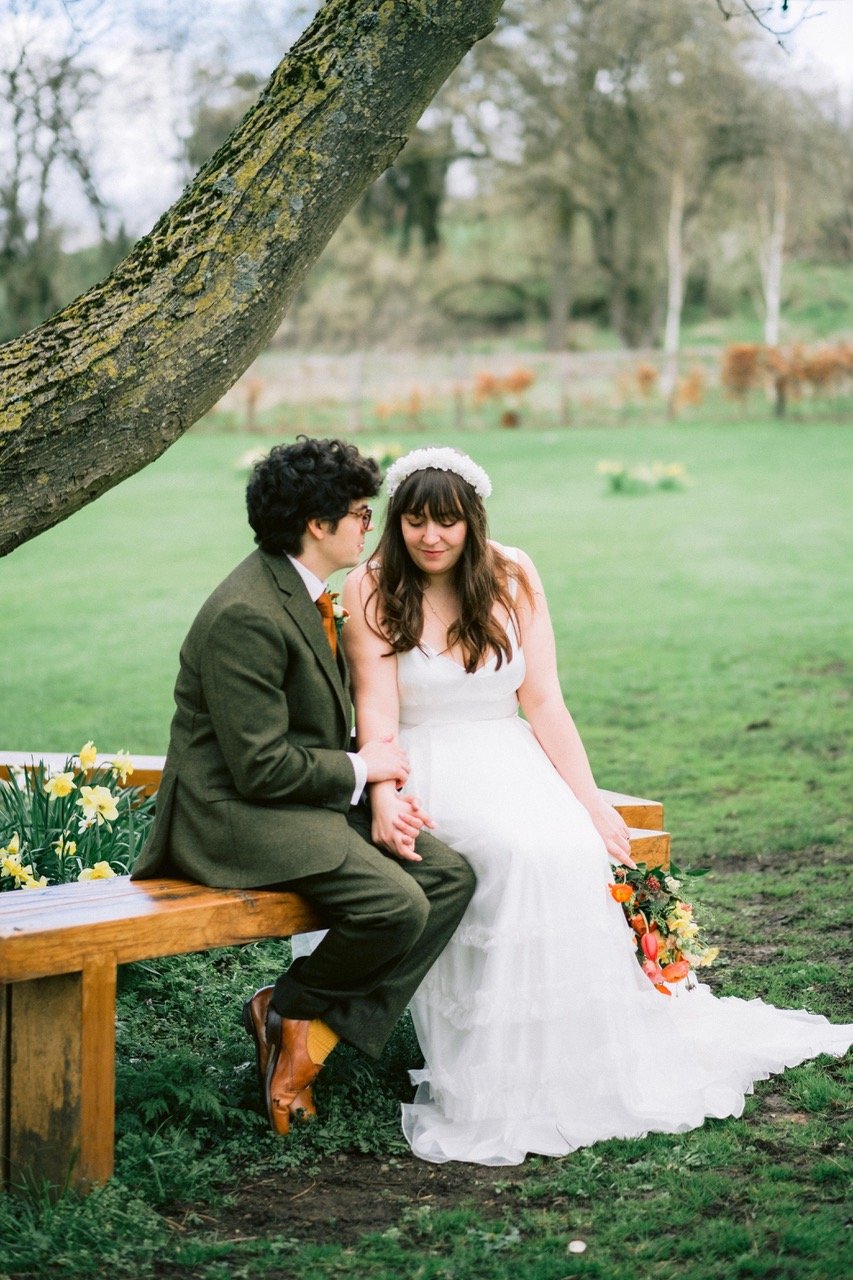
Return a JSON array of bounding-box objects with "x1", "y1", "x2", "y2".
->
[{"x1": 132, "y1": 549, "x2": 474, "y2": 1058}]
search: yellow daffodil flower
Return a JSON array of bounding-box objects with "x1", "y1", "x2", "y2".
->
[
  {"x1": 78, "y1": 860, "x2": 117, "y2": 881},
  {"x1": 44, "y1": 771, "x2": 76, "y2": 798},
  {"x1": 110, "y1": 751, "x2": 134, "y2": 783},
  {"x1": 2, "y1": 855, "x2": 40, "y2": 886},
  {"x1": 21, "y1": 872, "x2": 48, "y2": 889},
  {"x1": 1, "y1": 833, "x2": 21, "y2": 858},
  {"x1": 76, "y1": 785, "x2": 119, "y2": 825},
  {"x1": 78, "y1": 741, "x2": 98, "y2": 770},
  {"x1": 52, "y1": 837, "x2": 77, "y2": 859}
]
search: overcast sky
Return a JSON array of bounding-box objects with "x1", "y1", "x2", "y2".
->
[{"x1": 776, "y1": 0, "x2": 853, "y2": 95}]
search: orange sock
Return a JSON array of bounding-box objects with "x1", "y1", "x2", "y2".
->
[{"x1": 306, "y1": 1019, "x2": 340, "y2": 1064}]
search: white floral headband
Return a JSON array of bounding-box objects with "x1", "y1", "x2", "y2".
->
[{"x1": 384, "y1": 447, "x2": 492, "y2": 500}]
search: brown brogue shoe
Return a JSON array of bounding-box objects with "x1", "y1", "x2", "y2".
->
[
  {"x1": 241, "y1": 985, "x2": 274, "y2": 1099},
  {"x1": 264, "y1": 1007, "x2": 322, "y2": 1136}
]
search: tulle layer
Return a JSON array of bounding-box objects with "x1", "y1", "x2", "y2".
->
[{"x1": 403, "y1": 984, "x2": 852, "y2": 1164}]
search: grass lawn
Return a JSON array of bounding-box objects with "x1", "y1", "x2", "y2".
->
[{"x1": 1, "y1": 418, "x2": 851, "y2": 1278}]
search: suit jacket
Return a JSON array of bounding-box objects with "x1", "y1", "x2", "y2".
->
[{"x1": 131, "y1": 549, "x2": 357, "y2": 887}]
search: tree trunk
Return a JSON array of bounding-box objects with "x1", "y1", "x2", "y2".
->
[
  {"x1": 0, "y1": 0, "x2": 505, "y2": 557},
  {"x1": 546, "y1": 193, "x2": 574, "y2": 352},
  {"x1": 660, "y1": 167, "x2": 685, "y2": 418},
  {"x1": 759, "y1": 157, "x2": 787, "y2": 348}
]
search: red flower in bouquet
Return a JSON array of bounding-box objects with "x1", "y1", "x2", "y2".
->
[{"x1": 608, "y1": 861, "x2": 717, "y2": 995}]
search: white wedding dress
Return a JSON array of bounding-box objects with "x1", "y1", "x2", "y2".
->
[{"x1": 395, "y1": 551, "x2": 852, "y2": 1166}]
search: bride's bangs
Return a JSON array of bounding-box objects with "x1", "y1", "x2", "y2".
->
[{"x1": 395, "y1": 469, "x2": 470, "y2": 524}]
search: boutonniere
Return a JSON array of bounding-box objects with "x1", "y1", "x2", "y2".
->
[{"x1": 329, "y1": 592, "x2": 349, "y2": 636}]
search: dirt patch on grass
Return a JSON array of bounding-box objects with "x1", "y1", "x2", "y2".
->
[{"x1": 164, "y1": 1152, "x2": 529, "y2": 1248}]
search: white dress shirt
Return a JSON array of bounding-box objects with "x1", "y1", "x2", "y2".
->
[{"x1": 287, "y1": 556, "x2": 366, "y2": 805}]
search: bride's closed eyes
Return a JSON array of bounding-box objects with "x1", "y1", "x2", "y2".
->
[{"x1": 403, "y1": 513, "x2": 464, "y2": 529}]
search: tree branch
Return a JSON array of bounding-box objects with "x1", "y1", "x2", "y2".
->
[{"x1": 0, "y1": 0, "x2": 505, "y2": 556}]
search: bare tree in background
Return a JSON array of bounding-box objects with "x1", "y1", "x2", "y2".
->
[{"x1": 0, "y1": 34, "x2": 113, "y2": 339}]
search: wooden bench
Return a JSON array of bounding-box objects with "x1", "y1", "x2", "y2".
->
[{"x1": 0, "y1": 752, "x2": 669, "y2": 1193}]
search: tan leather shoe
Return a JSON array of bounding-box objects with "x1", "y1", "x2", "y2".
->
[
  {"x1": 242, "y1": 985, "x2": 274, "y2": 1091},
  {"x1": 264, "y1": 1007, "x2": 323, "y2": 1137},
  {"x1": 242, "y1": 988, "x2": 318, "y2": 1130}
]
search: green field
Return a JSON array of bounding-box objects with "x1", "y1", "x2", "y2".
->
[{"x1": 1, "y1": 421, "x2": 851, "y2": 1278}]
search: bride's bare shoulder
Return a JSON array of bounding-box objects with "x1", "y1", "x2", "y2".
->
[
  {"x1": 489, "y1": 539, "x2": 537, "y2": 577},
  {"x1": 343, "y1": 558, "x2": 381, "y2": 611}
]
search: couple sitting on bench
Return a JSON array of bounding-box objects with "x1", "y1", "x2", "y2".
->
[{"x1": 133, "y1": 436, "x2": 851, "y2": 1168}]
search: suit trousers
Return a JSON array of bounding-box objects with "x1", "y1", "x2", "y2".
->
[{"x1": 271, "y1": 805, "x2": 475, "y2": 1059}]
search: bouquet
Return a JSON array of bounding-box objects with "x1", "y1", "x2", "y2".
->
[{"x1": 609, "y1": 861, "x2": 718, "y2": 995}]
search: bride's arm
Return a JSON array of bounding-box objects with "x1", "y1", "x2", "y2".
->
[
  {"x1": 342, "y1": 565, "x2": 431, "y2": 861},
  {"x1": 515, "y1": 551, "x2": 635, "y2": 868}
]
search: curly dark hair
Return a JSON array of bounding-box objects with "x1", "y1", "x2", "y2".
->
[
  {"x1": 368, "y1": 467, "x2": 532, "y2": 673},
  {"x1": 246, "y1": 437, "x2": 381, "y2": 556}
]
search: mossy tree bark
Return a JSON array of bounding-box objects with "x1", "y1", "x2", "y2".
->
[{"x1": 0, "y1": 0, "x2": 505, "y2": 557}]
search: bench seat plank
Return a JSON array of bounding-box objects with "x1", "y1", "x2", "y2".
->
[{"x1": 0, "y1": 878, "x2": 326, "y2": 984}]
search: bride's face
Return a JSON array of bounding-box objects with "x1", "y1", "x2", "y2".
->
[{"x1": 400, "y1": 505, "x2": 467, "y2": 577}]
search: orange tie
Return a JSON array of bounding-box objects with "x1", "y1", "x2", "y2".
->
[{"x1": 315, "y1": 591, "x2": 338, "y2": 657}]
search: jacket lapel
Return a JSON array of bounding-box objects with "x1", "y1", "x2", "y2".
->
[{"x1": 261, "y1": 551, "x2": 350, "y2": 728}]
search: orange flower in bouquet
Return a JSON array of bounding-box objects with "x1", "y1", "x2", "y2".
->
[{"x1": 608, "y1": 862, "x2": 718, "y2": 995}]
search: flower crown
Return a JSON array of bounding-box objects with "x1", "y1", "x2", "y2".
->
[{"x1": 384, "y1": 447, "x2": 492, "y2": 500}]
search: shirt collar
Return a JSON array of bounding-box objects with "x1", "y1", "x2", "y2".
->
[{"x1": 287, "y1": 555, "x2": 326, "y2": 603}]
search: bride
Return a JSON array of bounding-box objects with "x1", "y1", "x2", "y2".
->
[{"x1": 340, "y1": 446, "x2": 851, "y2": 1166}]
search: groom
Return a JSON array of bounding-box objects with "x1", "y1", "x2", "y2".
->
[{"x1": 132, "y1": 437, "x2": 475, "y2": 1134}]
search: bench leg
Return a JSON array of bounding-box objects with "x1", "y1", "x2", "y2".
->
[{"x1": 1, "y1": 956, "x2": 116, "y2": 1193}]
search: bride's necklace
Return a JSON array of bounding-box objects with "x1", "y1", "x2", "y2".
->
[{"x1": 423, "y1": 592, "x2": 458, "y2": 651}]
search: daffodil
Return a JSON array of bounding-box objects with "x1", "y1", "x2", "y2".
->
[
  {"x1": 110, "y1": 751, "x2": 134, "y2": 783},
  {"x1": 44, "y1": 771, "x2": 76, "y2": 798},
  {"x1": 1, "y1": 833, "x2": 20, "y2": 858},
  {"x1": 76, "y1": 785, "x2": 119, "y2": 826},
  {"x1": 78, "y1": 860, "x2": 117, "y2": 881},
  {"x1": 2, "y1": 852, "x2": 23, "y2": 879},
  {"x1": 52, "y1": 837, "x2": 77, "y2": 859},
  {"x1": 1, "y1": 852, "x2": 43, "y2": 887},
  {"x1": 78, "y1": 741, "x2": 98, "y2": 770}
]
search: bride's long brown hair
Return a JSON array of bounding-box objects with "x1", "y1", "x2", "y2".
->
[{"x1": 367, "y1": 467, "x2": 533, "y2": 673}]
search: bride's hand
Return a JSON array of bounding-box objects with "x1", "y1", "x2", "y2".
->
[
  {"x1": 589, "y1": 801, "x2": 636, "y2": 869},
  {"x1": 370, "y1": 786, "x2": 434, "y2": 862}
]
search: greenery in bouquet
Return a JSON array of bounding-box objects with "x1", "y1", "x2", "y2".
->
[
  {"x1": 609, "y1": 861, "x2": 719, "y2": 995},
  {"x1": 0, "y1": 742, "x2": 155, "y2": 890}
]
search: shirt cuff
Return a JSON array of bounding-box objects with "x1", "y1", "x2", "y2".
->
[{"x1": 347, "y1": 752, "x2": 367, "y2": 805}]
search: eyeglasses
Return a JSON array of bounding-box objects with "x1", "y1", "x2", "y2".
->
[{"x1": 346, "y1": 506, "x2": 373, "y2": 531}]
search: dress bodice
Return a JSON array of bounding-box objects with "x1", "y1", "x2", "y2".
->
[
  {"x1": 397, "y1": 543, "x2": 526, "y2": 728},
  {"x1": 397, "y1": 637, "x2": 525, "y2": 728}
]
